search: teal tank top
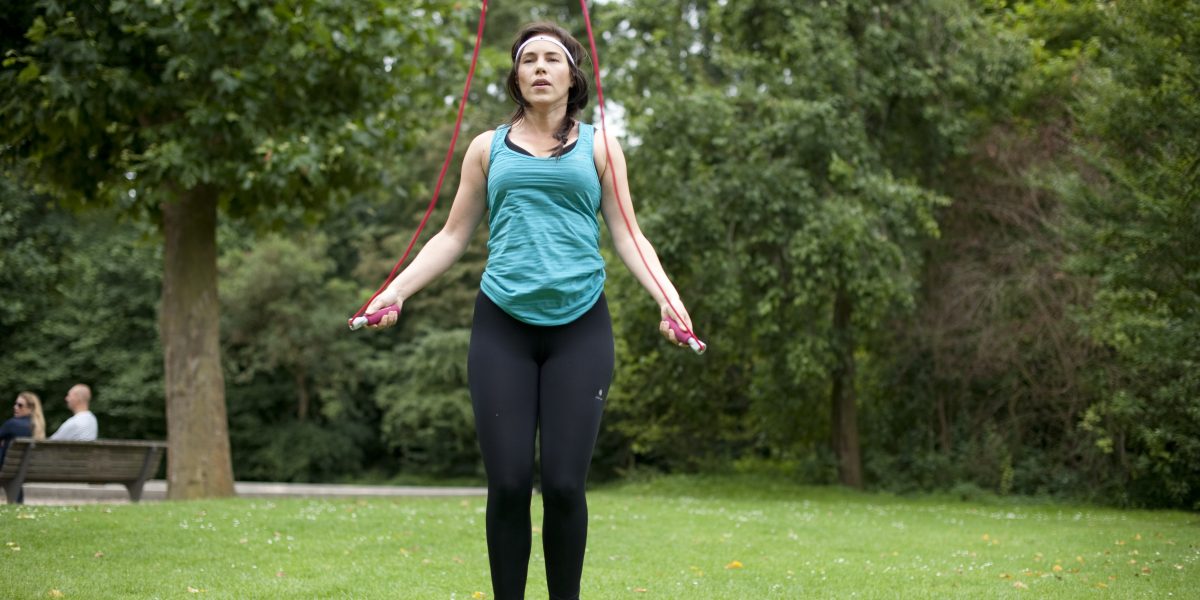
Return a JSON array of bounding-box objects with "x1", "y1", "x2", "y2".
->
[{"x1": 481, "y1": 123, "x2": 605, "y2": 326}]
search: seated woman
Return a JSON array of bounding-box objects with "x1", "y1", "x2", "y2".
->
[{"x1": 1, "y1": 391, "x2": 46, "y2": 467}]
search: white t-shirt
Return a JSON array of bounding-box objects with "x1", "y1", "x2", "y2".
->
[{"x1": 50, "y1": 410, "x2": 98, "y2": 441}]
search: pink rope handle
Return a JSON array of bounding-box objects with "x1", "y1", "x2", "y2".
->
[
  {"x1": 578, "y1": 0, "x2": 703, "y2": 347},
  {"x1": 349, "y1": 0, "x2": 489, "y2": 324}
]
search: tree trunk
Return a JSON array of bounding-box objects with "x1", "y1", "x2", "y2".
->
[
  {"x1": 161, "y1": 185, "x2": 235, "y2": 500},
  {"x1": 831, "y1": 286, "x2": 863, "y2": 488}
]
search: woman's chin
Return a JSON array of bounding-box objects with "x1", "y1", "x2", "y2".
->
[{"x1": 524, "y1": 97, "x2": 567, "y2": 111}]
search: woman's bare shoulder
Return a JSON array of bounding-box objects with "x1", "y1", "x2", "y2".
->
[
  {"x1": 470, "y1": 129, "x2": 496, "y2": 150},
  {"x1": 592, "y1": 126, "x2": 625, "y2": 172},
  {"x1": 472, "y1": 130, "x2": 497, "y2": 174}
]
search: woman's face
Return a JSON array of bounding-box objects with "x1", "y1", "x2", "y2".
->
[
  {"x1": 516, "y1": 38, "x2": 573, "y2": 107},
  {"x1": 13, "y1": 396, "x2": 30, "y2": 418}
]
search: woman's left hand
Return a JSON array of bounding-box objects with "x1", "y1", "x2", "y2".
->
[{"x1": 659, "y1": 301, "x2": 694, "y2": 348}]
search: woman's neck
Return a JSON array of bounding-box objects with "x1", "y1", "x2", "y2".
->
[{"x1": 516, "y1": 105, "x2": 569, "y2": 137}]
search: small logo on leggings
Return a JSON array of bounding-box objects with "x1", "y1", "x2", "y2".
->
[{"x1": 594, "y1": 388, "x2": 605, "y2": 403}]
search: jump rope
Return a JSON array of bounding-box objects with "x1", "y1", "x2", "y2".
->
[{"x1": 348, "y1": 0, "x2": 706, "y2": 355}]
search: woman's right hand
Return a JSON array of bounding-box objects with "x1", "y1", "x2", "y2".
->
[
  {"x1": 659, "y1": 300, "x2": 694, "y2": 348},
  {"x1": 365, "y1": 289, "x2": 404, "y2": 329}
]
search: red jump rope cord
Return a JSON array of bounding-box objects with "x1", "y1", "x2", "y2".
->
[
  {"x1": 578, "y1": 0, "x2": 695, "y2": 339},
  {"x1": 350, "y1": 0, "x2": 489, "y2": 322}
]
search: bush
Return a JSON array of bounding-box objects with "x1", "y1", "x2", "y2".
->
[{"x1": 374, "y1": 329, "x2": 480, "y2": 476}]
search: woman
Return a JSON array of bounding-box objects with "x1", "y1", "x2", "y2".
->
[
  {"x1": 366, "y1": 22, "x2": 694, "y2": 599},
  {"x1": 1, "y1": 391, "x2": 46, "y2": 466}
]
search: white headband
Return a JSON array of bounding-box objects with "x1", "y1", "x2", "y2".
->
[{"x1": 515, "y1": 35, "x2": 576, "y2": 66}]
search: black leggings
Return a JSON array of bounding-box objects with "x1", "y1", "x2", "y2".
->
[{"x1": 468, "y1": 291, "x2": 614, "y2": 600}]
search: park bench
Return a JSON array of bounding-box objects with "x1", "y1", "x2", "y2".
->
[{"x1": 1, "y1": 438, "x2": 166, "y2": 504}]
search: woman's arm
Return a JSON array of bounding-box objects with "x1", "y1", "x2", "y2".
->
[
  {"x1": 595, "y1": 130, "x2": 694, "y2": 346},
  {"x1": 366, "y1": 131, "x2": 493, "y2": 328}
]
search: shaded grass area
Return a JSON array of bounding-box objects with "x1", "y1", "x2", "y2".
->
[{"x1": 2, "y1": 475, "x2": 1197, "y2": 599}]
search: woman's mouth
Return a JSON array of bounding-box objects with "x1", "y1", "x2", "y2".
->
[{"x1": 532, "y1": 79, "x2": 551, "y2": 88}]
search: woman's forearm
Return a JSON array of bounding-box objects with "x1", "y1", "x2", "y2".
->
[
  {"x1": 613, "y1": 231, "x2": 680, "y2": 308},
  {"x1": 385, "y1": 229, "x2": 472, "y2": 302}
]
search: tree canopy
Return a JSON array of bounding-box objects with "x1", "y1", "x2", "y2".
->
[{"x1": 2, "y1": 0, "x2": 1197, "y2": 508}]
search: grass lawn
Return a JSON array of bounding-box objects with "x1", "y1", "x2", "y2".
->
[{"x1": 2, "y1": 475, "x2": 1197, "y2": 599}]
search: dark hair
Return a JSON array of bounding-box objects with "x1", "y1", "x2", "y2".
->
[{"x1": 506, "y1": 22, "x2": 590, "y2": 157}]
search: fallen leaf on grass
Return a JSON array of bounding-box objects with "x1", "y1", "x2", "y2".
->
[
  {"x1": 1140, "y1": 567, "x2": 1151, "y2": 575},
  {"x1": 275, "y1": 571, "x2": 286, "y2": 578},
  {"x1": 1013, "y1": 581, "x2": 1028, "y2": 590},
  {"x1": 471, "y1": 592, "x2": 486, "y2": 599},
  {"x1": 187, "y1": 587, "x2": 206, "y2": 593},
  {"x1": 999, "y1": 573, "x2": 1011, "y2": 579},
  {"x1": 1052, "y1": 565, "x2": 1062, "y2": 573},
  {"x1": 47, "y1": 591, "x2": 63, "y2": 599},
  {"x1": 725, "y1": 560, "x2": 743, "y2": 569},
  {"x1": 632, "y1": 588, "x2": 648, "y2": 593},
  {"x1": 1095, "y1": 582, "x2": 1108, "y2": 589},
  {"x1": 93, "y1": 552, "x2": 104, "y2": 559}
]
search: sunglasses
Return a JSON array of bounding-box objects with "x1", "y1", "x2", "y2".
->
[{"x1": 14, "y1": 402, "x2": 26, "y2": 408}]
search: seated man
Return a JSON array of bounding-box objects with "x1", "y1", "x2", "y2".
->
[{"x1": 49, "y1": 384, "x2": 98, "y2": 441}]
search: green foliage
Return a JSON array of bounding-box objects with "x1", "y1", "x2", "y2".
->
[
  {"x1": 1062, "y1": 0, "x2": 1200, "y2": 508},
  {"x1": 599, "y1": 0, "x2": 1018, "y2": 472},
  {"x1": 374, "y1": 329, "x2": 479, "y2": 477},
  {"x1": 0, "y1": 175, "x2": 164, "y2": 439},
  {"x1": 857, "y1": 0, "x2": 1200, "y2": 509},
  {"x1": 217, "y1": 230, "x2": 382, "y2": 481},
  {"x1": 228, "y1": 393, "x2": 370, "y2": 483},
  {"x1": 1, "y1": 0, "x2": 463, "y2": 222},
  {"x1": 219, "y1": 231, "x2": 353, "y2": 406},
  {"x1": 3, "y1": 0, "x2": 1197, "y2": 510}
]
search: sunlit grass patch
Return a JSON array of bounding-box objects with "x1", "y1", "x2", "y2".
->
[{"x1": 2, "y1": 476, "x2": 1197, "y2": 599}]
